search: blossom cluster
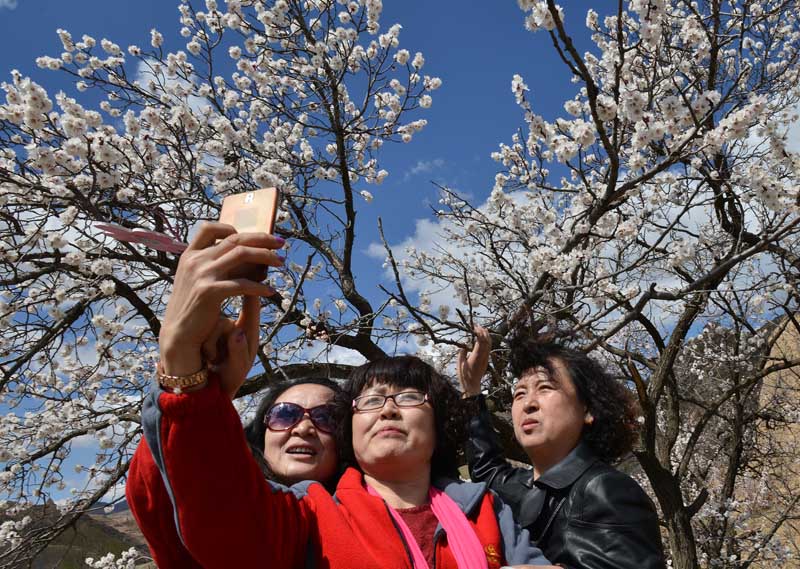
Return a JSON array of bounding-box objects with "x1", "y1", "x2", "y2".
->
[{"x1": 85, "y1": 548, "x2": 142, "y2": 569}]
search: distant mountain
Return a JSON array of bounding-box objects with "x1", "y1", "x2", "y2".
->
[{"x1": 1, "y1": 501, "x2": 152, "y2": 568}]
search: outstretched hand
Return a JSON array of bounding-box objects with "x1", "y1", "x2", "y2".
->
[
  {"x1": 159, "y1": 222, "x2": 283, "y2": 378},
  {"x1": 456, "y1": 325, "x2": 491, "y2": 398}
]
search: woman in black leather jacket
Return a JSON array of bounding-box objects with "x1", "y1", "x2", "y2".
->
[{"x1": 459, "y1": 326, "x2": 666, "y2": 569}]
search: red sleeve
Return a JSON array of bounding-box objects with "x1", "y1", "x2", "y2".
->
[
  {"x1": 126, "y1": 378, "x2": 311, "y2": 568},
  {"x1": 126, "y1": 439, "x2": 203, "y2": 568}
]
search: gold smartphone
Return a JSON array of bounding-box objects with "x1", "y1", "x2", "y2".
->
[
  {"x1": 218, "y1": 187, "x2": 281, "y2": 282},
  {"x1": 218, "y1": 187, "x2": 280, "y2": 234}
]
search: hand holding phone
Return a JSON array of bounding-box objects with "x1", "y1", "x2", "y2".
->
[
  {"x1": 100, "y1": 188, "x2": 283, "y2": 383},
  {"x1": 96, "y1": 188, "x2": 280, "y2": 256}
]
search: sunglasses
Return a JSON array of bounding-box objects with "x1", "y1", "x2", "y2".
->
[{"x1": 264, "y1": 402, "x2": 336, "y2": 434}]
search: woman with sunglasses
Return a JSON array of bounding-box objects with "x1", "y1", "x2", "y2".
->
[
  {"x1": 243, "y1": 377, "x2": 340, "y2": 490},
  {"x1": 129, "y1": 375, "x2": 343, "y2": 568}
]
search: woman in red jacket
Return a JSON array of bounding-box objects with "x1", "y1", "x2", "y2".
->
[
  {"x1": 126, "y1": 223, "x2": 556, "y2": 568},
  {"x1": 129, "y1": 375, "x2": 342, "y2": 568}
]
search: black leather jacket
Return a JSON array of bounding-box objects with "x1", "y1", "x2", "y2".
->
[{"x1": 465, "y1": 396, "x2": 666, "y2": 569}]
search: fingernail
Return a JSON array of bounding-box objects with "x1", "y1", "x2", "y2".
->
[
  {"x1": 274, "y1": 236, "x2": 285, "y2": 246},
  {"x1": 276, "y1": 255, "x2": 286, "y2": 264},
  {"x1": 235, "y1": 330, "x2": 246, "y2": 343}
]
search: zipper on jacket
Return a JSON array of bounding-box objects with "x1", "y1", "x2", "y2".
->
[{"x1": 534, "y1": 496, "x2": 567, "y2": 545}]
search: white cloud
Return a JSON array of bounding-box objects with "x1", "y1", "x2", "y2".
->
[
  {"x1": 0, "y1": 0, "x2": 18, "y2": 9},
  {"x1": 746, "y1": 102, "x2": 800, "y2": 153},
  {"x1": 301, "y1": 340, "x2": 368, "y2": 367},
  {"x1": 367, "y1": 213, "x2": 485, "y2": 348},
  {"x1": 70, "y1": 433, "x2": 97, "y2": 449},
  {"x1": 367, "y1": 217, "x2": 456, "y2": 303},
  {"x1": 367, "y1": 191, "x2": 528, "y2": 309},
  {"x1": 370, "y1": 170, "x2": 782, "y2": 349},
  {"x1": 403, "y1": 158, "x2": 445, "y2": 181}
]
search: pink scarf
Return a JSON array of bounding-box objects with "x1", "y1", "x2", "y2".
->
[{"x1": 367, "y1": 483, "x2": 489, "y2": 569}]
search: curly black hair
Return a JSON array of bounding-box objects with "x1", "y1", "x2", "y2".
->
[
  {"x1": 335, "y1": 355, "x2": 466, "y2": 480},
  {"x1": 507, "y1": 333, "x2": 639, "y2": 464},
  {"x1": 243, "y1": 376, "x2": 342, "y2": 490}
]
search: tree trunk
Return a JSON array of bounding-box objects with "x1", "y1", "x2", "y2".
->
[
  {"x1": 638, "y1": 452, "x2": 699, "y2": 569},
  {"x1": 664, "y1": 505, "x2": 700, "y2": 569}
]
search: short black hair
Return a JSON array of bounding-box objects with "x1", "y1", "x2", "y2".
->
[
  {"x1": 336, "y1": 355, "x2": 466, "y2": 480},
  {"x1": 243, "y1": 376, "x2": 342, "y2": 488},
  {"x1": 508, "y1": 333, "x2": 639, "y2": 463}
]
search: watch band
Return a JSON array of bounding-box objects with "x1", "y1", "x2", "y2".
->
[{"x1": 156, "y1": 362, "x2": 209, "y2": 391}]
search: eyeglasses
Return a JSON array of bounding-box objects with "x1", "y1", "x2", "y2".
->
[
  {"x1": 264, "y1": 402, "x2": 336, "y2": 434},
  {"x1": 352, "y1": 391, "x2": 428, "y2": 412}
]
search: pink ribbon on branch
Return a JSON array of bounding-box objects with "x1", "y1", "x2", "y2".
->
[{"x1": 94, "y1": 222, "x2": 188, "y2": 254}]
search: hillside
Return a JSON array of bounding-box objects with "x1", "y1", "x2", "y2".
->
[{"x1": 2, "y1": 502, "x2": 153, "y2": 568}]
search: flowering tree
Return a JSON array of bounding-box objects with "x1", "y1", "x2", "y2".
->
[
  {"x1": 0, "y1": 0, "x2": 440, "y2": 565},
  {"x1": 382, "y1": 1, "x2": 800, "y2": 568},
  {"x1": 3, "y1": 0, "x2": 800, "y2": 567}
]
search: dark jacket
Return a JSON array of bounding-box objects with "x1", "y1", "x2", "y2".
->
[{"x1": 465, "y1": 395, "x2": 666, "y2": 569}]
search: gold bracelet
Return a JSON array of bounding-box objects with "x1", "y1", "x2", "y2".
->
[{"x1": 156, "y1": 362, "x2": 209, "y2": 393}]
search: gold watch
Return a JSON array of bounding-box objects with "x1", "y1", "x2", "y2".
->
[{"x1": 156, "y1": 362, "x2": 209, "y2": 392}]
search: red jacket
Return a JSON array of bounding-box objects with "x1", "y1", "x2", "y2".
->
[{"x1": 126, "y1": 380, "x2": 548, "y2": 568}]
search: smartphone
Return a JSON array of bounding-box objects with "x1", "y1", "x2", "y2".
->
[
  {"x1": 218, "y1": 187, "x2": 280, "y2": 235},
  {"x1": 218, "y1": 187, "x2": 281, "y2": 282}
]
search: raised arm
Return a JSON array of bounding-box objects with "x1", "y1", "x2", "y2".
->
[
  {"x1": 157, "y1": 222, "x2": 281, "y2": 393},
  {"x1": 458, "y1": 326, "x2": 533, "y2": 511},
  {"x1": 126, "y1": 223, "x2": 311, "y2": 567},
  {"x1": 126, "y1": 316, "x2": 267, "y2": 568},
  {"x1": 456, "y1": 325, "x2": 491, "y2": 399},
  {"x1": 128, "y1": 378, "x2": 312, "y2": 568}
]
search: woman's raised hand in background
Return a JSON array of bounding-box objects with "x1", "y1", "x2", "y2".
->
[{"x1": 457, "y1": 324, "x2": 492, "y2": 398}]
